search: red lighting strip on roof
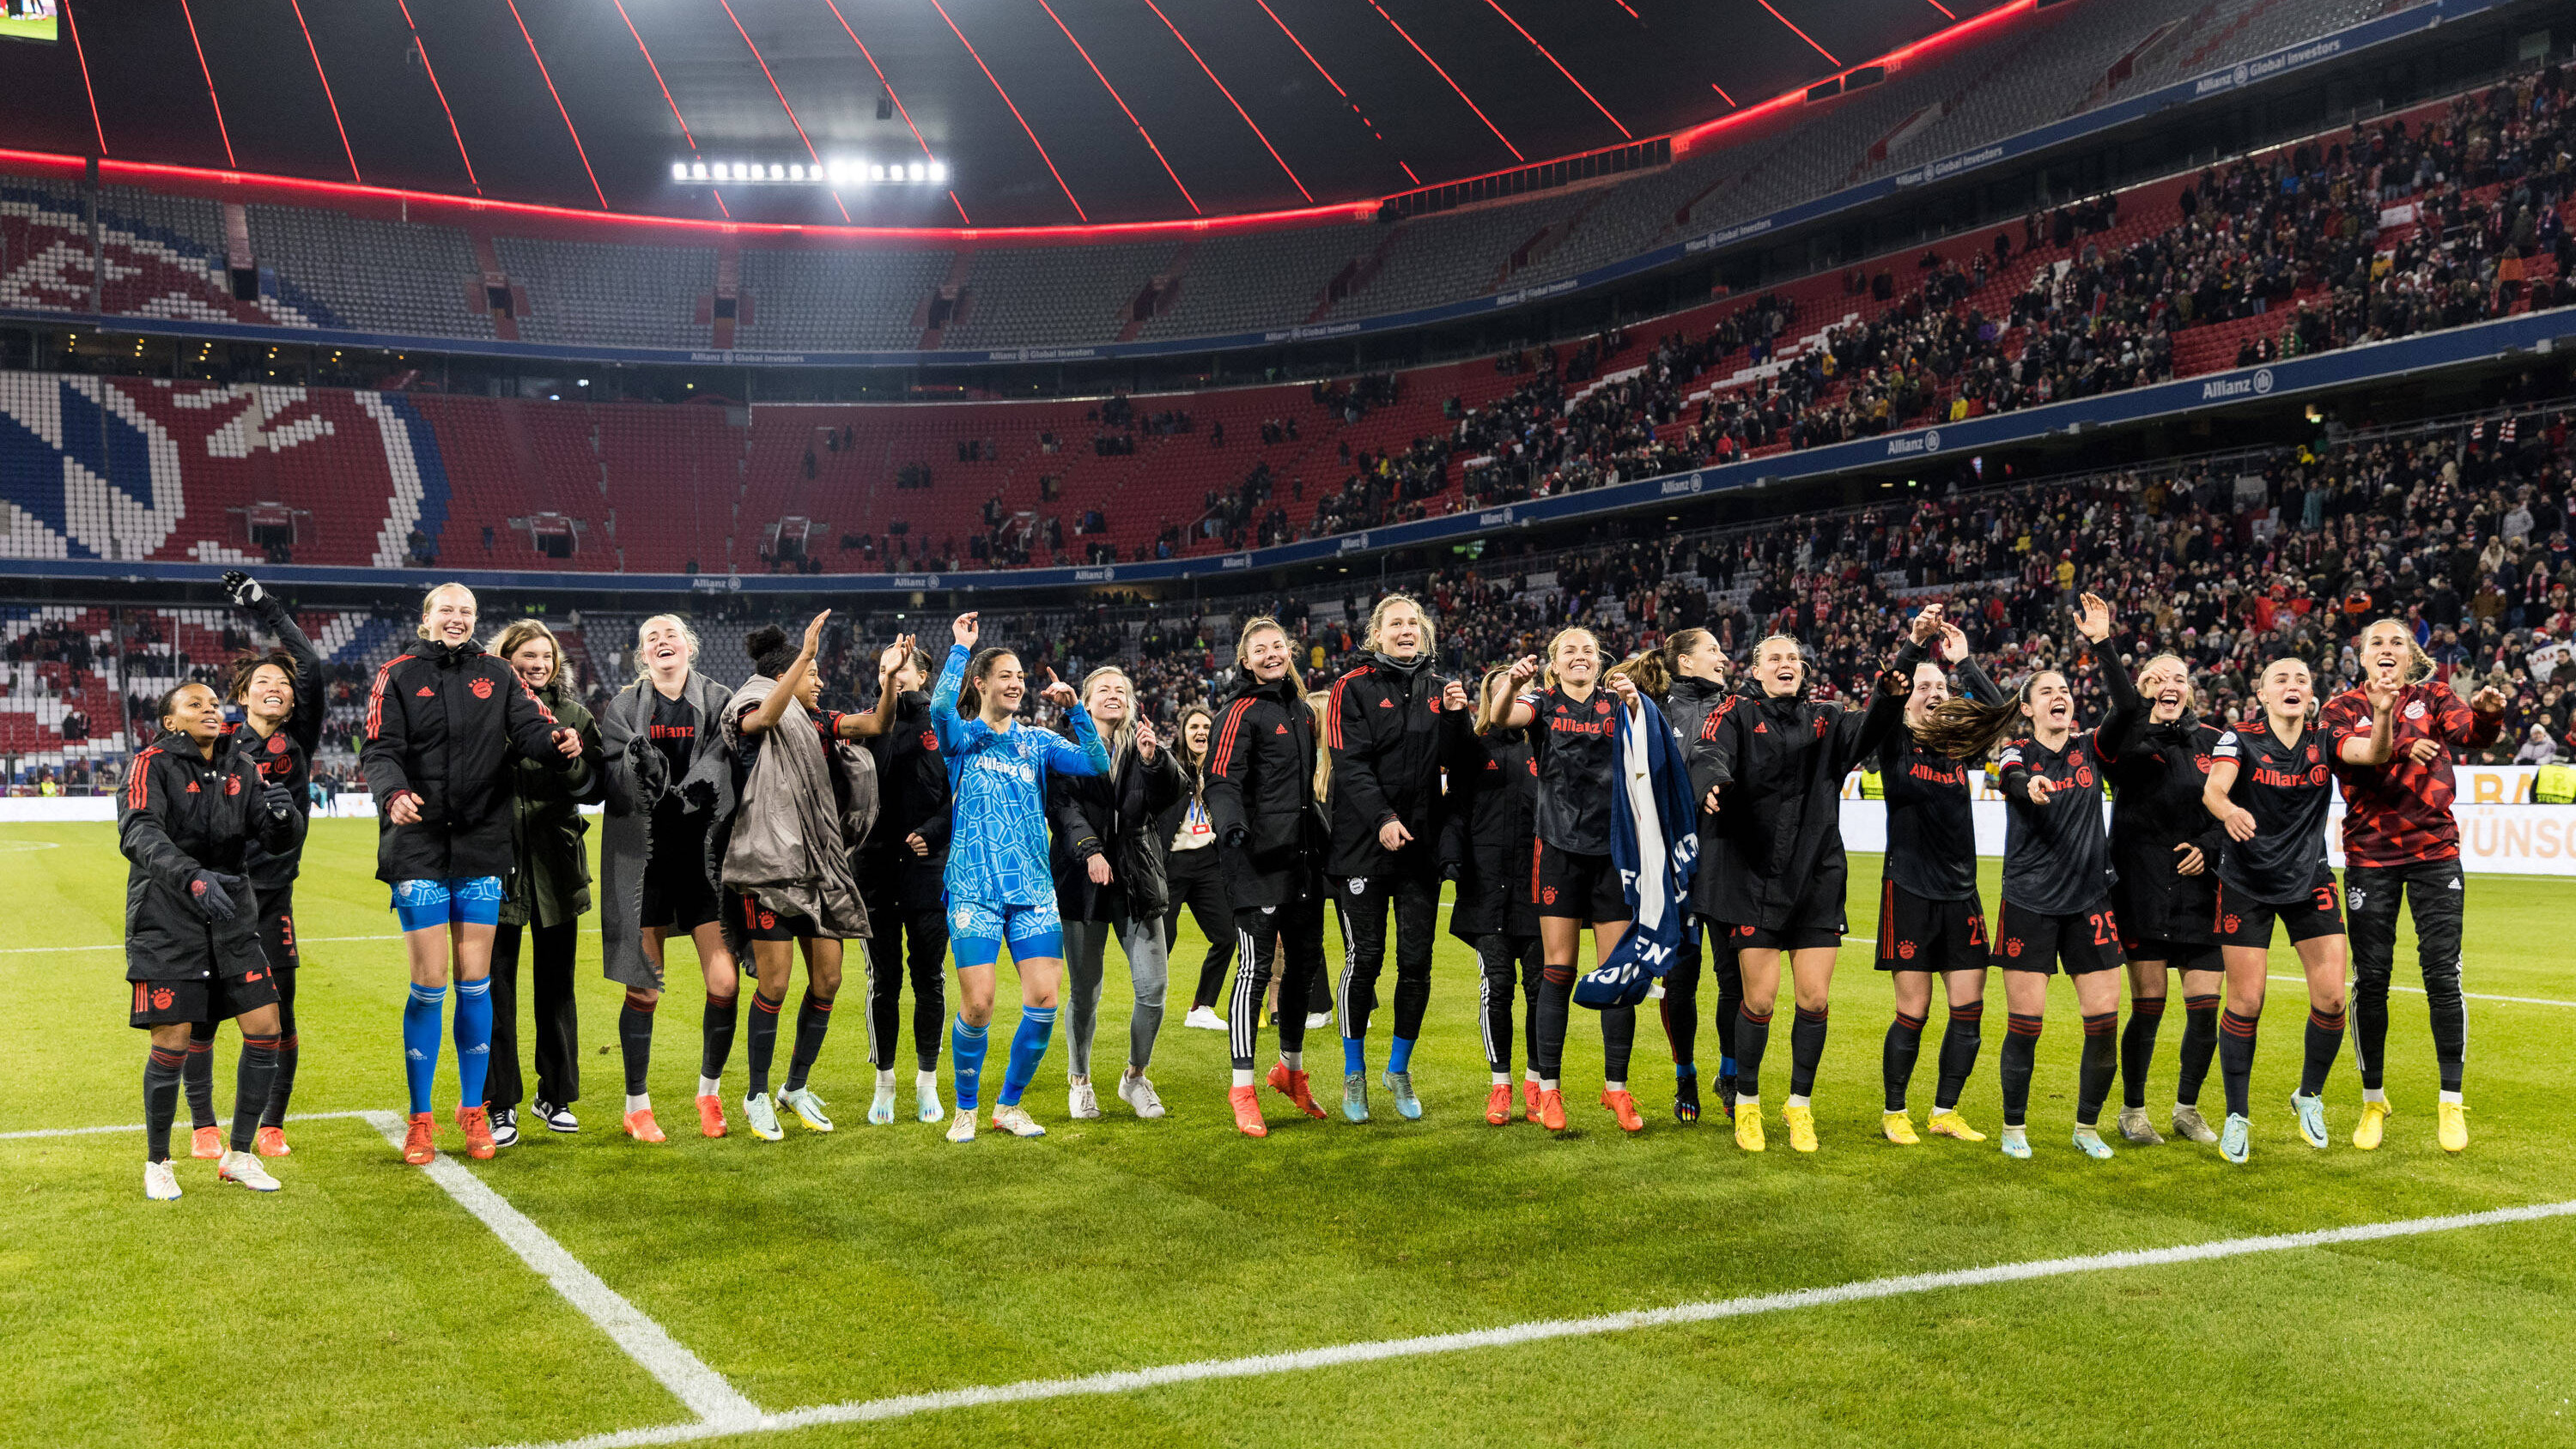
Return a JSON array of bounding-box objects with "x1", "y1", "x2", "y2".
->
[
  {"x1": 503, "y1": 0, "x2": 605, "y2": 209},
  {"x1": 1923, "y1": 0, "x2": 1957, "y2": 18},
  {"x1": 1754, "y1": 0, "x2": 1840, "y2": 66},
  {"x1": 1035, "y1": 0, "x2": 1199, "y2": 214},
  {"x1": 716, "y1": 0, "x2": 819, "y2": 163},
  {"x1": 1255, "y1": 0, "x2": 1348, "y2": 99},
  {"x1": 60, "y1": 1, "x2": 104, "y2": 155},
  {"x1": 1361, "y1": 0, "x2": 1523, "y2": 162},
  {"x1": 393, "y1": 0, "x2": 478, "y2": 194},
  {"x1": 612, "y1": 0, "x2": 696, "y2": 149},
  {"x1": 1607, "y1": 0, "x2": 1639, "y2": 17},
  {"x1": 1479, "y1": 0, "x2": 1630, "y2": 140},
  {"x1": 927, "y1": 0, "x2": 1087, "y2": 221},
  {"x1": 1137, "y1": 0, "x2": 1310, "y2": 202},
  {"x1": 1710, "y1": 82, "x2": 1737, "y2": 106},
  {"x1": 176, "y1": 3, "x2": 233, "y2": 169},
  {"x1": 818, "y1": 0, "x2": 968, "y2": 226},
  {"x1": 1680, "y1": 0, "x2": 2029, "y2": 154},
  {"x1": 286, "y1": 0, "x2": 361, "y2": 182}
]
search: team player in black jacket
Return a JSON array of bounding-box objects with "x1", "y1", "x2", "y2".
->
[
  {"x1": 1870, "y1": 606, "x2": 1996, "y2": 1147},
  {"x1": 179, "y1": 572, "x2": 323, "y2": 1162},
  {"x1": 363, "y1": 584, "x2": 586, "y2": 1166},
  {"x1": 1494, "y1": 627, "x2": 1653, "y2": 1133},
  {"x1": 124, "y1": 682, "x2": 299, "y2": 1199},
  {"x1": 1446, "y1": 664, "x2": 1546, "y2": 1126},
  {"x1": 1919, "y1": 595, "x2": 2129, "y2": 1161},
  {"x1": 1322, "y1": 594, "x2": 1471, "y2": 1124},
  {"x1": 2202, "y1": 658, "x2": 2395, "y2": 1163},
  {"x1": 860, "y1": 644, "x2": 953, "y2": 1126},
  {"x1": 1204, "y1": 617, "x2": 1333, "y2": 1137},
  {"x1": 1691, "y1": 633, "x2": 1907, "y2": 1153},
  {"x1": 2099, "y1": 651, "x2": 2229, "y2": 1146},
  {"x1": 1653, "y1": 629, "x2": 1741, "y2": 1125}
]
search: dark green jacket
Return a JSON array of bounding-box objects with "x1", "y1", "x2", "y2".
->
[{"x1": 501, "y1": 679, "x2": 602, "y2": 928}]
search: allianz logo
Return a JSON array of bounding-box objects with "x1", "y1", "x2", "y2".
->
[
  {"x1": 1220, "y1": 554, "x2": 1252, "y2": 569},
  {"x1": 2200, "y1": 367, "x2": 2275, "y2": 401},
  {"x1": 1884, "y1": 428, "x2": 1941, "y2": 457},
  {"x1": 890, "y1": 574, "x2": 940, "y2": 588},
  {"x1": 1478, "y1": 506, "x2": 1515, "y2": 526},
  {"x1": 1657, "y1": 475, "x2": 1705, "y2": 496},
  {"x1": 1074, "y1": 567, "x2": 1115, "y2": 582},
  {"x1": 1337, "y1": 532, "x2": 1370, "y2": 554}
]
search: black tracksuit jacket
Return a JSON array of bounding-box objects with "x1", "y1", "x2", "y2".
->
[
  {"x1": 361, "y1": 638, "x2": 571, "y2": 883},
  {"x1": 1202, "y1": 676, "x2": 1327, "y2": 911},
  {"x1": 120, "y1": 728, "x2": 294, "y2": 982},
  {"x1": 1323, "y1": 654, "x2": 1467, "y2": 879}
]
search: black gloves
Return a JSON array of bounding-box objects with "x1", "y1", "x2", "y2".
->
[
  {"x1": 221, "y1": 571, "x2": 264, "y2": 607},
  {"x1": 188, "y1": 870, "x2": 246, "y2": 922},
  {"x1": 262, "y1": 783, "x2": 298, "y2": 825},
  {"x1": 1222, "y1": 824, "x2": 1247, "y2": 848}
]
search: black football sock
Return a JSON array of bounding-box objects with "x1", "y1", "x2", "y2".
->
[
  {"x1": 2218, "y1": 1009, "x2": 2258, "y2": 1119},
  {"x1": 1734, "y1": 1005, "x2": 1773, "y2": 1100},
  {"x1": 618, "y1": 991, "x2": 657, "y2": 1097},
  {"x1": 1788, "y1": 1006, "x2": 1828, "y2": 1098},
  {"x1": 783, "y1": 991, "x2": 835, "y2": 1094},
  {"x1": 2119, "y1": 995, "x2": 2165, "y2": 1110},
  {"x1": 232, "y1": 1034, "x2": 280, "y2": 1153},
  {"x1": 183, "y1": 1022, "x2": 217, "y2": 1131},
  {"x1": 144, "y1": 1045, "x2": 185, "y2": 1162},
  {"x1": 2177, "y1": 993, "x2": 2221, "y2": 1106},
  {"x1": 1882, "y1": 1009, "x2": 1926, "y2": 1112},
  {"x1": 701, "y1": 990, "x2": 739, "y2": 1081},
  {"x1": 1600, "y1": 1003, "x2": 1636, "y2": 1084},
  {"x1": 745, "y1": 991, "x2": 784, "y2": 1097},
  {"x1": 1533, "y1": 967, "x2": 1573, "y2": 1082},
  {"x1": 1934, "y1": 1001, "x2": 1983, "y2": 1112},
  {"x1": 2077, "y1": 1011, "x2": 2117, "y2": 1129},
  {"x1": 2000, "y1": 1013, "x2": 2044, "y2": 1129},
  {"x1": 262, "y1": 974, "x2": 300, "y2": 1129},
  {"x1": 2300, "y1": 1004, "x2": 2345, "y2": 1097}
]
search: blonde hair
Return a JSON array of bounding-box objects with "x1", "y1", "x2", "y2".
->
[
  {"x1": 1607, "y1": 651, "x2": 1670, "y2": 703},
  {"x1": 416, "y1": 582, "x2": 477, "y2": 642},
  {"x1": 633, "y1": 613, "x2": 702, "y2": 681},
  {"x1": 1362, "y1": 592, "x2": 1436, "y2": 656},
  {"x1": 1540, "y1": 627, "x2": 1600, "y2": 688},
  {"x1": 1236, "y1": 616, "x2": 1308, "y2": 703},
  {"x1": 1080, "y1": 665, "x2": 1137, "y2": 760},
  {"x1": 2358, "y1": 617, "x2": 2436, "y2": 686},
  {"x1": 1305, "y1": 695, "x2": 1334, "y2": 801},
  {"x1": 1917, "y1": 670, "x2": 2063, "y2": 761},
  {"x1": 2134, "y1": 652, "x2": 2196, "y2": 712},
  {"x1": 491, "y1": 619, "x2": 562, "y2": 688}
]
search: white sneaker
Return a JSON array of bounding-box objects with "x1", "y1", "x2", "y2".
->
[
  {"x1": 990, "y1": 1103, "x2": 1048, "y2": 1138},
  {"x1": 869, "y1": 1072, "x2": 898, "y2": 1125},
  {"x1": 1118, "y1": 1073, "x2": 1166, "y2": 1119},
  {"x1": 916, "y1": 1070, "x2": 944, "y2": 1125},
  {"x1": 1182, "y1": 1005, "x2": 1227, "y2": 1032},
  {"x1": 1067, "y1": 1081, "x2": 1102, "y2": 1119},
  {"x1": 945, "y1": 1107, "x2": 976, "y2": 1143},
  {"x1": 1304, "y1": 1010, "x2": 1330, "y2": 1029},
  {"x1": 781, "y1": 1086, "x2": 835, "y2": 1132},
  {"x1": 218, "y1": 1149, "x2": 281, "y2": 1191},
  {"x1": 143, "y1": 1160, "x2": 182, "y2": 1201},
  {"x1": 743, "y1": 1091, "x2": 784, "y2": 1142},
  {"x1": 530, "y1": 1097, "x2": 579, "y2": 1133}
]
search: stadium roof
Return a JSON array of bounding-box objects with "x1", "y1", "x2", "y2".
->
[{"x1": 0, "y1": 0, "x2": 2019, "y2": 231}]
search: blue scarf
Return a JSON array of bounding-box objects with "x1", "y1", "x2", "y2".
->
[{"x1": 1577, "y1": 694, "x2": 1701, "y2": 1009}]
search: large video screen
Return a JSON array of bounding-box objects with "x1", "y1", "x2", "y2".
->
[{"x1": 0, "y1": 0, "x2": 58, "y2": 45}]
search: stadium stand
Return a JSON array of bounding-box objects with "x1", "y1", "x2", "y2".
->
[
  {"x1": 243, "y1": 206, "x2": 493, "y2": 341},
  {"x1": 733, "y1": 247, "x2": 958, "y2": 352},
  {"x1": 491, "y1": 237, "x2": 715, "y2": 349}
]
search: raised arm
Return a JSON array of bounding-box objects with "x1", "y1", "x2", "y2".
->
[
  {"x1": 744, "y1": 611, "x2": 829, "y2": 738},
  {"x1": 2333, "y1": 676, "x2": 2399, "y2": 767},
  {"x1": 836, "y1": 634, "x2": 918, "y2": 740},
  {"x1": 1486, "y1": 655, "x2": 1542, "y2": 732},
  {"x1": 228, "y1": 572, "x2": 326, "y2": 756}
]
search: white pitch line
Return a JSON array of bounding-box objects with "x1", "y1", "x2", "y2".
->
[
  {"x1": 2264, "y1": 973, "x2": 2574, "y2": 1008},
  {"x1": 359, "y1": 1111, "x2": 763, "y2": 1434},
  {"x1": 483, "y1": 1197, "x2": 2576, "y2": 1449},
  {"x1": 0, "y1": 933, "x2": 402, "y2": 955},
  {"x1": 0, "y1": 1108, "x2": 374, "y2": 1141}
]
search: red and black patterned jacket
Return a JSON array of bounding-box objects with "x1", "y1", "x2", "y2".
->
[
  {"x1": 361, "y1": 639, "x2": 570, "y2": 884},
  {"x1": 119, "y1": 728, "x2": 292, "y2": 983},
  {"x1": 2322, "y1": 680, "x2": 2502, "y2": 868}
]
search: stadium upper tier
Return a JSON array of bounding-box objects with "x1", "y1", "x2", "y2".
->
[
  {"x1": 5, "y1": 68, "x2": 2569, "y2": 587},
  {"x1": 0, "y1": 0, "x2": 2463, "y2": 362}
]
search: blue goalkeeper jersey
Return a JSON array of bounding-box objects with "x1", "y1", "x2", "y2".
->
[{"x1": 929, "y1": 643, "x2": 1109, "y2": 906}]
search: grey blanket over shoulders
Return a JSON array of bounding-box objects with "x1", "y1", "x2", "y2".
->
[{"x1": 718, "y1": 675, "x2": 876, "y2": 941}]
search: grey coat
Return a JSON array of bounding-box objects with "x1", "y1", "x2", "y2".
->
[
  {"x1": 715, "y1": 676, "x2": 877, "y2": 953},
  {"x1": 597, "y1": 670, "x2": 736, "y2": 989}
]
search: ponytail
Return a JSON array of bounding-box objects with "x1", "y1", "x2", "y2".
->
[{"x1": 1917, "y1": 670, "x2": 2058, "y2": 761}]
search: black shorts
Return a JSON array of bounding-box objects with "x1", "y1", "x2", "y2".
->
[
  {"x1": 642, "y1": 815, "x2": 720, "y2": 933},
  {"x1": 131, "y1": 970, "x2": 278, "y2": 1028},
  {"x1": 1990, "y1": 898, "x2": 2123, "y2": 976},
  {"x1": 730, "y1": 889, "x2": 818, "y2": 943},
  {"x1": 2211, "y1": 876, "x2": 2343, "y2": 949},
  {"x1": 2124, "y1": 939, "x2": 2222, "y2": 973},
  {"x1": 1728, "y1": 921, "x2": 1845, "y2": 953},
  {"x1": 257, "y1": 889, "x2": 299, "y2": 972},
  {"x1": 1874, "y1": 881, "x2": 1986, "y2": 974},
  {"x1": 1533, "y1": 840, "x2": 1626, "y2": 924}
]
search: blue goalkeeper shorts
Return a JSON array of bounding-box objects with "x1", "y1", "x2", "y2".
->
[
  {"x1": 948, "y1": 896, "x2": 1063, "y2": 969},
  {"x1": 392, "y1": 876, "x2": 504, "y2": 932}
]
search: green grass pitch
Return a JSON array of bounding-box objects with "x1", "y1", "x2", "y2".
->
[{"x1": 3, "y1": 819, "x2": 2572, "y2": 1448}]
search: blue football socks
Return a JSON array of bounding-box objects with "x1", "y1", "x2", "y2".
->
[
  {"x1": 951, "y1": 1017, "x2": 989, "y2": 1113},
  {"x1": 453, "y1": 976, "x2": 493, "y2": 1113},
  {"x1": 404, "y1": 983, "x2": 446, "y2": 1115},
  {"x1": 1387, "y1": 1035, "x2": 1416, "y2": 1076},
  {"x1": 1342, "y1": 1034, "x2": 1367, "y2": 1076},
  {"x1": 999, "y1": 1006, "x2": 1057, "y2": 1107}
]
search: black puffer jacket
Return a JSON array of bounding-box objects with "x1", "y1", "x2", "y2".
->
[
  {"x1": 1203, "y1": 676, "x2": 1327, "y2": 911},
  {"x1": 361, "y1": 638, "x2": 574, "y2": 883},
  {"x1": 1323, "y1": 653, "x2": 1466, "y2": 878},
  {"x1": 861, "y1": 691, "x2": 954, "y2": 913},
  {"x1": 120, "y1": 728, "x2": 294, "y2": 983},
  {"x1": 1689, "y1": 647, "x2": 1911, "y2": 928},
  {"x1": 1441, "y1": 726, "x2": 1540, "y2": 940},
  {"x1": 1050, "y1": 734, "x2": 1183, "y2": 920}
]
